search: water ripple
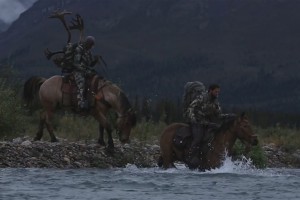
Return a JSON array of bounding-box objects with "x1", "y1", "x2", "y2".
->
[{"x1": 1, "y1": 164, "x2": 300, "y2": 200}]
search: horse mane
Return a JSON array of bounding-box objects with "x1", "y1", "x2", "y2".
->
[
  {"x1": 96, "y1": 76, "x2": 137, "y2": 127},
  {"x1": 215, "y1": 117, "x2": 237, "y2": 134}
]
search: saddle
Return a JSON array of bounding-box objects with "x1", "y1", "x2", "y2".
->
[
  {"x1": 173, "y1": 124, "x2": 216, "y2": 151},
  {"x1": 173, "y1": 126, "x2": 192, "y2": 149},
  {"x1": 61, "y1": 74, "x2": 105, "y2": 111}
]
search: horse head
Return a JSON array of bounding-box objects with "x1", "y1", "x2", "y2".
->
[
  {"x1": 234, "y1": 112, "x2": 258, "y2": 147},
  {"x1": 116, "y1": 108, "x2": 137, "y2": 143}
]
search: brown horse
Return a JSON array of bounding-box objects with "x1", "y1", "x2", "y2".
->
[
  {"x1": 158, "y1": 113, "x2": 258, "y2": 170},
  {"x1": 23, "y1": 75, "x2": 136, "y2": 150}
]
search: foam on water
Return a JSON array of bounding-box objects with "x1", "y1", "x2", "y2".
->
[{"x1": 121, "y1": 154, "x2": 283, "y2": 177}]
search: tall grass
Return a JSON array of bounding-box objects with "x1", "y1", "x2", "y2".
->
[
  {"x1": 130, "y1": 118, "x2": 167, "y2": 144},
  {"x1": 255, "y1": 125, "x2": 300, "y2": 152}
]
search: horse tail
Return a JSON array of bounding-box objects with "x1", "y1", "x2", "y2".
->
[{"x1": 23, "y1": 76, "x2": 46, "y2": 110}]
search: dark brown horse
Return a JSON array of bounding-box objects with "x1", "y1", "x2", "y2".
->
[
  {"x1": 158, "y1": 114, "x2": 258, "y2": 170},
  {"x1": 23, "y1": 75, "x2": 136, "y2": 149}
]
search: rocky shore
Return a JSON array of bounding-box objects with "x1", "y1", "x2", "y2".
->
[{"x1": 1, "y1": 137, "x2": 300, "y2": 169}]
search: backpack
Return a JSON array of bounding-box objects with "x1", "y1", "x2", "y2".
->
[{"x1": 182, "y1": 81, "x2": 206, "y2": 115}]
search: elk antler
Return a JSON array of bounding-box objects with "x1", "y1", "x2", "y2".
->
[
  {"x1": 69, "y1": 14, "x2": 85, "y2": 42},
  {"x1": 44, "y1": 48, "x2": 63, "y2": 60},
  {"x1": 49, "y1": 10, "x2": 72, "y2": 43}
]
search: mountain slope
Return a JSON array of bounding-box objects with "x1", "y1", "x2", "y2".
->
[{"x1": 1, "y1": 0, "x2": 300, "y2": 113}]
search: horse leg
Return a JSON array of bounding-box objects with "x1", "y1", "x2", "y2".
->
[
  {"x1": 43, "y1": 109, "x2": 58, "y2": 142},
  {"x1": 159, "y1": 155, "x2": 176, "y2": 169},
  {"x1": 162, "y1": 156, "x2": 176, "y2": 169},
  {"x1": 98, "y1": 123, "x2": 114, "y2": 150},
  {"x1": 160, "y1": 148, "x2": 176, "y2": 169},
  {"x1": 34, "y1": 112, "x2": 45, "y2": 141},
  {"x1": 95, "y1": 114, "x2": 114, "y2": 151},
  {"x1": 106, "y1": 128, "x2": 114, "y2": 150},
  {"x1": 98, "y1": 124, "x2": 105, "y2": 146}
]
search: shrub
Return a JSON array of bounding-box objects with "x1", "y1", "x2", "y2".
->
[
  {"x1": 256, "y1": 126, "x2": 300, "y2": 151},
  {"x1": 0, "y1": 88, "x2": 26, "y2": 139},
  {"x1": 131, "y1": 118, "x2": 167, "y2": 143},
  {"x1": 232, "y1": 140, "x2": 267, "y2": 168}
]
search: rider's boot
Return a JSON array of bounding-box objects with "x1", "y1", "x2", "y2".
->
[
  {"x1": 186, "y1": 123, "x2": 203, "y2": 169},
  {"x1": 77, "y1": 88, "x2": 89, "y2": 113}
]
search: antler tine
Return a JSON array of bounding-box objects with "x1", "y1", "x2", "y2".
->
[
  {"x1": 44, "y1": 48, "x2": 64, "y2": 60},
  {"x1": 69, "y1": 14, "x2": 85, "y2": 42},
  {"x1": 48, "y1": 10, "x2": 72, "y2": 19},
  {"x1": 48, "y1": 10, "x2": 72, "y2": 43},
  {"x1": 69, "y1": 14, "x2": 84, "y2": 30}
]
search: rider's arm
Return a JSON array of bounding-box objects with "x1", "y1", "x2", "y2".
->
[
  {"x1": 73, "y1": 45, "x2": 84, "y2": 70},
  {"x1": 90, "y1": 54, "x2": 99, "y2": 67},
  {"x1": 215, "y1": 101, "x2": 236, "y2": 119}
]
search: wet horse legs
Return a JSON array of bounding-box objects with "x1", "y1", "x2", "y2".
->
[{"x1": 98, "y1": 124, "x2": 114, "y2": 150}]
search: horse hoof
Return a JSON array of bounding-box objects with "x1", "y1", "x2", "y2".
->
[
  {"x1": 51, "y1": 138, "x2": 59, "y2": 142},
  {"x1": 105, "y1": 147, "x2": 114, "y2": 154},
  {"x1": 33, "y1": 137, "x2": 41, "y2": 141},
  {"x1": 98, "y1": 140, "x2": 106, "y2": 146}
]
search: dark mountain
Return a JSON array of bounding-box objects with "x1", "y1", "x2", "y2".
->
[
  {"x1": 0, "y1": 20, "x2": 9, "y2": 32},
  {"x1": 1, "y1": 0, "x2": 300, "y2": 113}
]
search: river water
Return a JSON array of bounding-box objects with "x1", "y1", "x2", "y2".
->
[{"x1": 1, "y1": 157, "x2": 299, "y2": 200}]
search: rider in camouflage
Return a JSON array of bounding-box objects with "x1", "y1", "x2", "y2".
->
[
  {"x1": 44, "y1": 11, "x2": 102, "y2": 111},
  {"x1": 185, "y1": 84, "x2": 236, "y2": 168},
  {"x1": 72, "y1": 35, "x2": 99, "y2": 110}
]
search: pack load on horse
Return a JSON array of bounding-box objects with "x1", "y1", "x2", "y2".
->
[
  {"x1": 23, "y1": 10, "x2": 136, "y2": 150},
  {"x1": 158, "y1": 113, "x2": 258, "y2": 170},
  {"x1": 44, "y1": 10, "x2": 106, "y2": 112},
  {"x1": 182, "y1": 81, "x2": 206, "y2": 121}
]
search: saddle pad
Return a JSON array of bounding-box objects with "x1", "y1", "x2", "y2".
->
[{"x1": 173, "y1": 126, "x2": 191, "y2": 149}]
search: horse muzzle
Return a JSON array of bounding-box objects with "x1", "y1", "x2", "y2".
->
[{"x1": 117, "y1": 130, "x2": 130, "y2": 144}]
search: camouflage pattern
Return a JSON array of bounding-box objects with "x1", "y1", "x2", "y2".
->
[
  {"x1": 182, "y1": 81, "x2": 205, "y2": 121},
  {"x1": 60, "y1": 43, "x2": 76, "y2": 71},
  {"x1": 73, "y1": 44, "x2": 94, "y2": 70},
  {"x1": 72, "y1": 42, "x2": 96, "y2": 109},
  {"x1": 185, "y1": 91, "x2": 228, "y2": 125},
  {"x1": 73, "y1": 71, "x2": 86, "y2": 108}
]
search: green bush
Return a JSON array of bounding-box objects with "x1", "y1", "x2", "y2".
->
[
  {"x1": 0, "y1": 88, "x2": 26, "y2": 138},
  {"x1": 131, "y1": 118, "x2": 167, "y2": 143},
  {"x1": 232, "y1": 140, "x2": 267, "y2": 168},
  {"x1": 55, "y1": 114, "x2": 99, "y2": 141}
]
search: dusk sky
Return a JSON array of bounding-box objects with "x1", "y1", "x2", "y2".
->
[{"x1": 0, "y1": 0, "x2": 37, "y2": 24}]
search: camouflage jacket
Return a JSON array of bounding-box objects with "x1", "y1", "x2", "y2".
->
[
  {"x1": 73, "y1": 44, "x2": 96, "y2": 73},
  {"x1": 185, "y1": 92, "x2": 231, "y2": 125},
  {"x1": 60, "y1": 43, "x2": 97, "y2": 74}
]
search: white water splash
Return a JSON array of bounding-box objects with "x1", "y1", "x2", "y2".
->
[{"x1": 122, "y1": 153, "x2": 282, "y2": 177}]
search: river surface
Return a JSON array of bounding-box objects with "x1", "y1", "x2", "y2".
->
[{"x1": 1, "y1": 157, "x2": 299, "y2": 200}]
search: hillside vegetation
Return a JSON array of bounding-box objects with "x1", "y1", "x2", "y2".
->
[{"x1": 1, "y1": 0, "x2": 300, "y2": 113}]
